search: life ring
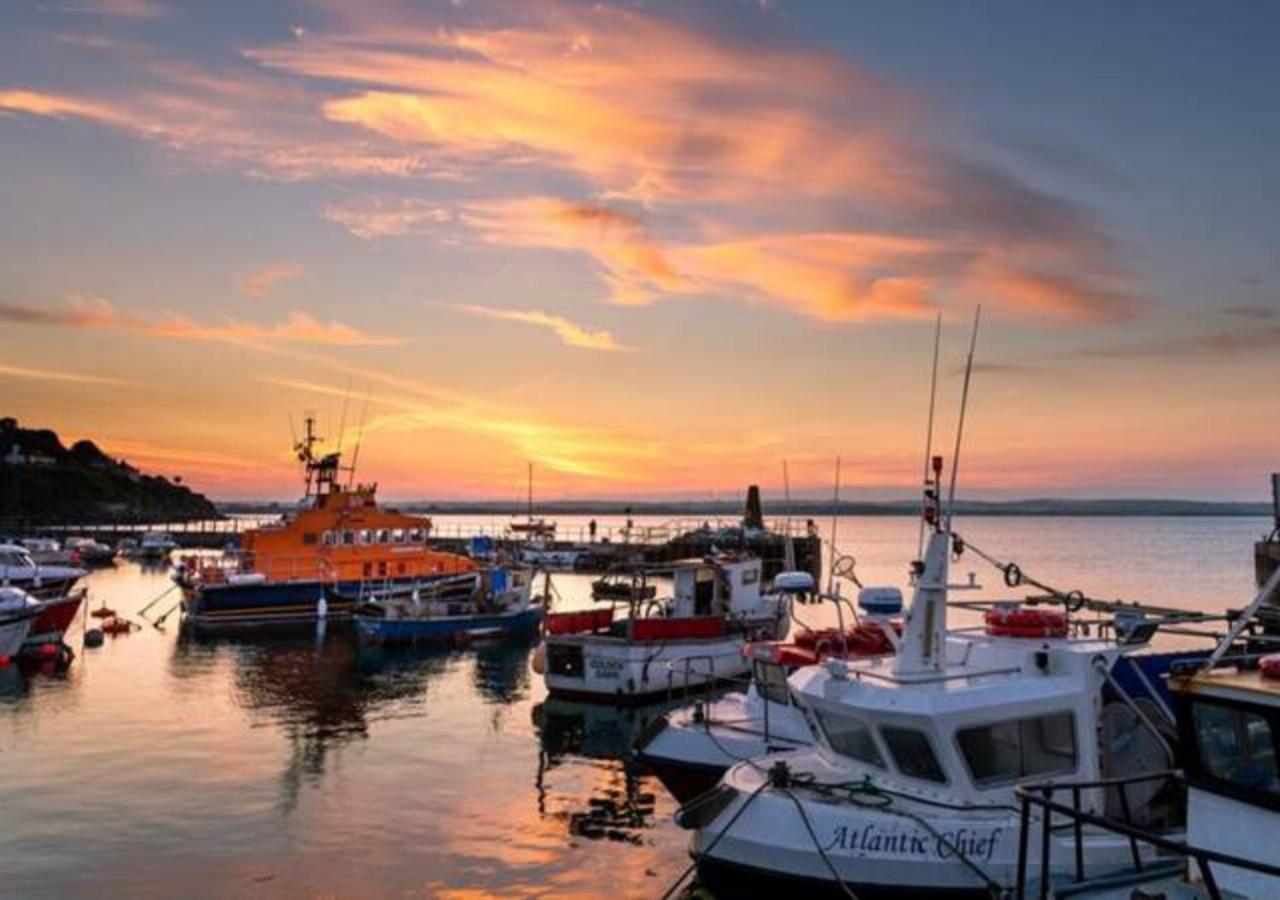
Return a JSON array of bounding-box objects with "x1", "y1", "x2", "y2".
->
[
  {"x1": 1260, "y1": 654, "x2": 1280, "y2": 679},
  {"x1": 985, "y1": 606, "x2": 1068, "y2": 639}
]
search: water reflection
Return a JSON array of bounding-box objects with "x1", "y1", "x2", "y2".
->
[
  {"x1": 171, "y1": 628, "x2": 538, "y2": 814},
  {"x1": 533, "y1": 696, "x2": 683, "y2": 845}
]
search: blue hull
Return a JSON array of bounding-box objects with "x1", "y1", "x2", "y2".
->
[
  {"x1": 355, "y1": 607, "x2": 543, "y2": 644},
  {"x1": 185, "y1": 575, "x2": 470, "y2": 628}
]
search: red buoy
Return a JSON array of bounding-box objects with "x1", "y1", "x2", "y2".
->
[
  {"x1": 0, "y1": 655, "x2": 10, "y2": 667},
  {"x1": 1260, "y1": 654, "x2": 1280, "y2": 679}
]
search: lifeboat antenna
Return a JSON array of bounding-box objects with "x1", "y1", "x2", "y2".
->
[
  {"x1": 335, "y1": 378, "x2": 352, "y2": 457},
  {"x1": 346, "y1": 388, "x2": 370, "y2": 489}
]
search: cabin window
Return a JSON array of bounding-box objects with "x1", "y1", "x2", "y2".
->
[
  {"x1": 342, "y1": 531, "x2": 355, "y2": 546},
  {"x1": 881, "y1": 727, "x2": 947, "y2": 784},
  {"x1": 813, "y1": 709, "x2": 885, "y2": 768},
  {"x1": 956, "y1": 712, "x2": 1077, "y2": 787},
  {"x1": 1189, "y1": 700, "x2": 1280, "y2": 799},
  {"x1": 378, "y1": 529, "x2": 391, "y2": 544},
  {"x1": 752, "y1": 660, "x2": 791, "y2": 706},
  {"x1": 409, "y1": 528, "x2": 424, "y2": 543},
  {"x1": 392, "y1": 529, "x2": 405, "y2": 544},
  {"x1": 397, "y1": 562, "x2": 406, "y2": 575},
  {"x1": 321, "y1": 531, "x2": 335, "y2": 546},
  {"x1": 358, "y1": 529, "x2": 373, "y2": 545},
  {"x1": 377, "y1": 561, "x2": 388, "y2": 576},
  {"x1": 362, "y1": 562, "x2": 372, "y2": 578},
  {"x1": 742, "y1": 569, "x2": 759, "y2": 586},
  {"x1": 302, "y1": 532, "x2": 318, "y2": 546}
]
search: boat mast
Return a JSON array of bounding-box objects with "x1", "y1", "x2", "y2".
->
[{"x1": 895, "y1": 309, "x2": 981, "y2": 676}]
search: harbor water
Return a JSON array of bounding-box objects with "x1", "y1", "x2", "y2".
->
[{"x1": 0, "y1": 514, "x2": 1269, "y2": 898}]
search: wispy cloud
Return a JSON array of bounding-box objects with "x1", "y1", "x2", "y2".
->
[
  {"x1": 238, "y1": 261, "x2": 303, "y2": 299},
  {"x1": 2, "y1": 1, "x2": 1147, "y2": 325},
  {"x1": 41, "y1": 0, "x2": 170, "y2": 18},
  {"x1": 456, "y1": 304, "x2": 628, "y2": 351},
  {"x1": 0, "y1": 362, "x2": 132, "y2": 386},
  {"x1": 324, "y1": 197, "x2": 453, "y2": 239},
  {"x1": 0, "y1": 296, "x2": 400, "y2": 346}
]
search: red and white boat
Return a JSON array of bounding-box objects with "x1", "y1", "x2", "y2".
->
[
  {"x1": 538, "y1": 554, "x2": 804, "y2": 702},
  {"x1": 25, "y1": 588, "x2": 86, "y2": 646}
]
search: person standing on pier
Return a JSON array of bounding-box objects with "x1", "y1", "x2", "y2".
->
[{"x1": 588, "y1": 519, "x2": 597, "y2": 542}]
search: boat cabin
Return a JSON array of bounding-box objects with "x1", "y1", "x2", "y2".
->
[
  {"x1": 669, "y1": 555, "x2": 767, "y2": 619},
  {"x1": 792, "y1": 634, "x2": 1156, "y2": 810},
  {"x1": 1171, "y1": 664, "x2": 1280, "y2": 897},
  {"x1": 214, "y1": 485, "x2": 475, "y2": 585}
]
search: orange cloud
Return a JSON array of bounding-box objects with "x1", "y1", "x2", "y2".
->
[
  {"x1": 239, "y1": 261, "x2": 304, "y2": 299},
  {"x1": 0, "y1": 296, "x2": 400, "y2": 346},
  {"x1": 456, "y1": 304, "x2": 628, "y2": 351}
]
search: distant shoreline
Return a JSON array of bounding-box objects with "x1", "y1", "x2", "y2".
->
[{"x1": 217, "y1": 498, "x2": 1276, "y2": 519}]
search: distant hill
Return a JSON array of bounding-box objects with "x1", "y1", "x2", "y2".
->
[{"x1": 0, "y1": 417, "x2": 218, "y2": 523}]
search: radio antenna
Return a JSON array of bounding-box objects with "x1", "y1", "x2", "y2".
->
[
  {"x1": 917, "y1": 312, "x2": 942, "y2": 561},
  {"x1": 945, "y1": 306, "x2": 982, "y2": 531}
]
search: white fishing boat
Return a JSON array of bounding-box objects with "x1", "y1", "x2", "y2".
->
[
  {"x1": 0, "y1": 586, "x2": 41, "y2": 657},
  {"x1": 680, "y1": 318, "x2": 1212, "y2": 897},
  {"x1": 538, "y1": 554, "x2": 803, "y2": 702},
  {"x1": 0, "y1": 542, "x2": 87, "y2": 599},
  {"x1": 635, "y1": 587, "x2": 901, "y2": 803},
  {"x1": 682, "y1": 490, "x2": 1196, "y2": 896}
]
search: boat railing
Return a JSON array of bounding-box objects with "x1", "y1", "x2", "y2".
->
[
  {"x1": 1012, "y1": 771, "x2": 1280, "y2": 900},
  {"x1": 181, "y1": 551, "x2": 342, "y2": 586}
]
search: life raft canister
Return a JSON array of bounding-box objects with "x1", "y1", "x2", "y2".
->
[
  {"x1": 984, "y1": 606, "x2": 1069, "y2": 639},
  {"x1": 1260, "y1": 654, "x2": 1280, "y2": 679}
]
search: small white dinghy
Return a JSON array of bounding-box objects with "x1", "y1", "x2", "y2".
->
[{"x1": 0, "y1": 586, "x2": 41, "y2": 657}]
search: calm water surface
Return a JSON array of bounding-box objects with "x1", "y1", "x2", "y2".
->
[{"x1": 0, "y1": 515, "x2": 1269, "y2": 898}]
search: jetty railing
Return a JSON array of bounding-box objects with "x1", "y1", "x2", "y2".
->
[{"x1": 7, "y1": 514, "x2": 816, "y2": 550}]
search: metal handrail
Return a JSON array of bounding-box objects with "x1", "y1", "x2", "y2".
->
[{"x1": 1013, "y1": 772, "x2": 1280, "y2": 900}]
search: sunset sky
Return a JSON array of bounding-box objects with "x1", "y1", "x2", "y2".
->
[{"x1": 2, "y1": 0, "x2": 1277, "y2": 501}]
